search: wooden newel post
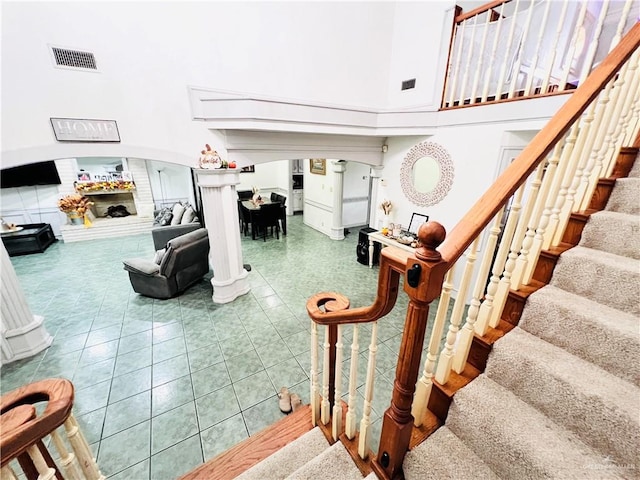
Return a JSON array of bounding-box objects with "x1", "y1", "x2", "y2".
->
[{"x1": 372, "y1": 222, "x2": 448, "y2": 480}]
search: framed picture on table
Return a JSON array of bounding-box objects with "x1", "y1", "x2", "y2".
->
[
  {"x1": 240, "y1": 165, "x2": 255, "y2": 173},
  {"x1": 408, "y1": 213, "x2": 429, "y2": 234}
]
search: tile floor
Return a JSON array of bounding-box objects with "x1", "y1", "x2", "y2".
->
[{"x1": 2, "y1": 215, "x2": 426, "y2": 479}]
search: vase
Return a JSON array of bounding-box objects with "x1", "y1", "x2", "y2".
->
[
  {"x1": 67, "y1": 212, "x2": 84, "y2": 225},
  {"x1": 382, "y1": 214, "x2": 391, "y2": 229}
]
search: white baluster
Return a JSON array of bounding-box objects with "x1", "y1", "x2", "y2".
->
[
  {"x1": 310, "y1": 321, "x2": 320, "y2": 426},
  {"x1": 436, "y1": 239, "x2": 479, "y2": 384},
  {"x1": 523, "y1": 0, "x2": 552, "y2": 97},
  {"x1": 345, "y1": 324, "x2": 359, "y2": 440},
  {"x1": 50, "y1": 429, "x2": 82, "y2": 480},
  {"x1": 540, "y1": 0, "x2": 569, "y2": 95},
  {"x1": 454, "y1": 209, "x2": 504, "y2": 372},
  {"x1": 321, "y1": 325, "x2": 331, "y2": 425},
  {"x1": 511, "y1": 162, "x2": 545, "y2": 290},
  {"x1": 469, "y1": 10, "x2": 492, "y2": 104},
  {"x1": 458, "y1": 14, "x2": 480, "y2": 106},
  {"x1": 577, "y1": 0, "x2": 611, "y2": 84},
  {"x1": 358, "y1": 322, "x2": 378, "y2": 459},
  {"x1": 488, "y1": 187, "x2": 524, "y2": 328},
  {"x1": 578, "y1": 61, "x2": 632, "y2": 211},
  {"x1": 620, "y1": 82, "x2": 640, "y2": 147},
  {"x1": 550, "y1": 100, "x2": 598, "y2": 247},
  {"x1": 481, "y1": 2, "x2": 506, "y2": 102},
  {"x1": 332, "y1": 324, "x2": 344, "y2": 442},
  {"x1": 26, "y1": 444, "x2": 56, "y2": 480},
  {"x1": 413, "y1": 267, "x2": 456, "y2": 426},
  {"x1": 447, "y1": 20, "x2": 467, "y2": 108},
  {"x1": 558, "y1": 1, "x2": 588, "y2": 92},
  {"x1": 452, "y1": 237, "x2": 485, "y2": 374},
  {"x1": 508, "y1": 0, "x2": 536, "y2": 99},
  {"x1": 606, "y1": 54, "x2": 640, "y2": 175},
  {"x1": 64, "y1": 414, "x2": 105, "y2": 480},
  {"x1": 1, "y1": 466, "x2": 18, "y2": 480},
  {"x1": 493, "y1": 0, "x2": 521, "y2": 100},
  {"x1": 523, "y1": 142, "x2": 563, "y2": 285}
]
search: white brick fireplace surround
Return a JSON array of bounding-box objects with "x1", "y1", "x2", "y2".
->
[{"x1": 57, "y1": 158, "x2": 155, "y2": 242}]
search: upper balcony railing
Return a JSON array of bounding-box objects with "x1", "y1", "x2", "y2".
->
[{"x1": 441, "y1": 0, "x2": 638, "y2": 109}]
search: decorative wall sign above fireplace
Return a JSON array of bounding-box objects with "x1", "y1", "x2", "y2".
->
[{"x1": 50, "y1": 118, "x2": 120, "y2": 142}]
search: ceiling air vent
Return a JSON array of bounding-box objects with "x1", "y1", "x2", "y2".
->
[
  {"x1": 51, "y1": 47, "x2": 97, "y2": 70},
  {"x1": 401, "y1": 78, "x2": 416, "y2": 90}
]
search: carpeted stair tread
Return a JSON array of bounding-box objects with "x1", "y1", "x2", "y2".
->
[
  {"x1": 550, "y1": 246, "x2": 640, "y2": 316},
  {"x1": 579, "y1": 210, "x2": 640, "y2": 259},
  {"x1": 363, "y1": 474, "x2": 378, "y2": 480},
  {"x1": 446, "y1": 375, "x2": 629, "y2": 479},
  {"x1": 605, "y1": 177, "x2": 640, "y2": 215},
  {"x1": 519, "y1": 285, "x2": 640, "y2": 386},
  {"x1": 286, "y1": 441, "x2": 363, "y2": 480},
  {"x1": 485, "y1": 327, "x2": 640, "y2": 465},
  {"x1": 403, "y1": 426, "x2": 500, "y2": 480},
  {"x1": 236, "y1": 427, "x2": 330, "y2": 480}
]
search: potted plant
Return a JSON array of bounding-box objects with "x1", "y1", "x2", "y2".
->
[{"x1": 58, "y1": 194, "x2": 94, "y2": 225}]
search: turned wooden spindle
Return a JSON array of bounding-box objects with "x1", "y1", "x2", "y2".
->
[{"x1": 372, "y1": 221, "x2": 449, "y2": 480}]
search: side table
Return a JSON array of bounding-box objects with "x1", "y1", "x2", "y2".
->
[{"x1": 1, "y1": 223, "x2": 56, "y2": 256}]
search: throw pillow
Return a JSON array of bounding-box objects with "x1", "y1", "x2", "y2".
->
[
  {"x1": 158, "y1": 208, "x2": 173, "y2": 226},
  {"x1": 153, "y1": 248, "x2": 167, "y2": 265},
  {"x1": 170, "y1": 203, "x2": 186, "y2": 226},
  {"x1": 181, "y1": 206, "x2": 196, "y2": 224}
]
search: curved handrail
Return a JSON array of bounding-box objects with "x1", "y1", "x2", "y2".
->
[
  {"x1": 0, "y1": 378, "x2": 75, "y2": 467},
  {"x1": 440, "y1": 22, "x2": 640, "y2": 267}
]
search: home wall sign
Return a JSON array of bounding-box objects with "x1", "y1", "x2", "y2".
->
[
  {"x1": 400, "y1": 141, "x2": 454, "y2": 207},
  {"x1": 51, "y1": 118, "x2": 120, "y2": 142}
]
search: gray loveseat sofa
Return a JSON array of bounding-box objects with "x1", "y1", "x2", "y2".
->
[
  {"x1": 151, "y1": 202, "x2": 202, "y2": 250},
  {"x1": 123, "y1": 228, "x2": 210, "y2": 299}
]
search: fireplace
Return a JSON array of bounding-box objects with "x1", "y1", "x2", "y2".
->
[{"x1": 86, "y1": 192, "x2": 137, "y2": 217}]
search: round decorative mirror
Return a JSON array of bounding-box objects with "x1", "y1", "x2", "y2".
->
[{"x1": 400, "y1": 141, "x2": 454, "y2": 206}]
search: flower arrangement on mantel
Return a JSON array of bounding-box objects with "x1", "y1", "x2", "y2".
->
[
  {"x1": 75, "y1": 180, "x2": 136, "y2": 193},
  {"x1": 198, "y1": 144, "x2": 237, "y2": 169}
]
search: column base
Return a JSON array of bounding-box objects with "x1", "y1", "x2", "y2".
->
[
  {"x1": 211, "y1": 269, "x2": 251, "y2": 304},
  {"x1": 329, "y1": 227, "x2": 345, "y2": 241},
  {"x1": 2, "y1": 315, "x2": 53, "y2": 365}
]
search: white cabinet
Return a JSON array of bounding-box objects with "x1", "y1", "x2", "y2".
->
[{"x1": 293, "y1": 190, "x2": 303, "y2": 212}]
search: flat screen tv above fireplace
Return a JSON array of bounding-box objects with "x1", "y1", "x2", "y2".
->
[{"x1": 1, "y1": 161, "x2": 62, "y2": 189}]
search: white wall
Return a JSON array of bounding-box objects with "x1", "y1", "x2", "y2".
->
[
  {"x1": 303, "y1": 160, "x2": 335, "y2": 236},
  {"x1": 236, "y1": 160, "x2": 289, "y2": 197},
  {"x1": 1, "y1": 2, "x2": 396, "y2": 168},
  {"x1": 145, "y1": 160, "x2": 194, "y2": 209},
  {"x1": 343, "y1": 161, "x2": 371, "y2": 227}
]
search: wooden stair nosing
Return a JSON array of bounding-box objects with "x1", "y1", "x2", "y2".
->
[
  {"x1": 428, "y1": 363, "x2": 482, "y2": 422},
  {"x1": 179, "y1": 405, "x2": 313, "y2": 480}
]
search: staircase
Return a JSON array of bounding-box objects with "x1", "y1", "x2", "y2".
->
[
  {"x1": 182, "y1": 153, "x2": 639, "y2": 480},
  {"x1": 403, "y1": 154, "x2": 640, "y2": 479}
]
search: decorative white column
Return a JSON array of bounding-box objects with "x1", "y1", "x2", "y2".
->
[
  {"x1": 195, "y1": 169, "x2": 250, "y2": 304},
  {"x1": 1, "y1": 243, "x2": 52, "y2": 365},
  {"x1": 368, "y1": 166, "x2": 384, "y2": 229},
  {"x1": 330, "y1": 161, "x2": 347, "y2": 241}
]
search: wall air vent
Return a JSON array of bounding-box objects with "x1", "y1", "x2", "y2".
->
[
  {"x1": 401, "y1": 78, "x2": 416, "y2": 90},
  {"x1": 51, "y1": 47, "x2": 97, "y2": 70}
]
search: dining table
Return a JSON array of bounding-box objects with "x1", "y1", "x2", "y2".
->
[{"x1": 240, "y1": 198, "x2": 282, "y2": 239}]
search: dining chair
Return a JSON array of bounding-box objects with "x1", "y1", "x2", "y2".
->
[
  {"x1": 238, "y1": 199, "x2": 252, "y2": 236},
  {"x1": 237, "y1": 189, "x2": 253, "y2": 200},
  {"x1": 252, "y1": 202, "x2": 282, "y2": 241}
]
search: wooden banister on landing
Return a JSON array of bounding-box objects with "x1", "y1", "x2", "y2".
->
[
  {"x1": 455, "y1": 0, "x2": 510, "y2": 23},
  {"x1": 440, "y1": 22, "x2": 640, "y2": 267}
]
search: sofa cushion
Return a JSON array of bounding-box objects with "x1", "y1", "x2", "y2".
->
[
  {"x1": 170, "y1": 203, "x2": 186, "y2": 225},
  {"x1": 123, "y1": 258, "x2": 160, "y2": 276},
  {"x1": 181, "y1": 206, "x2": 197, "y2": 224},
  {"x1": 155, "y1": 207, "x2": 173, "y2": 226},
  {"x1": 153, "y1": 248, "x2": 167, "y2": 265}
]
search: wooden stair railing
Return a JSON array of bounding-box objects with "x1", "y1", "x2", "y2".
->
[
  {"x1": 442, "y1": 0, "x2": 636, "y2": 109},
  {"x1": 0, "y1": 378, "x2": 105, "y2": 480},
  {"x1": 306, "y1": 22, "x2": 640, "y2": 480}
]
